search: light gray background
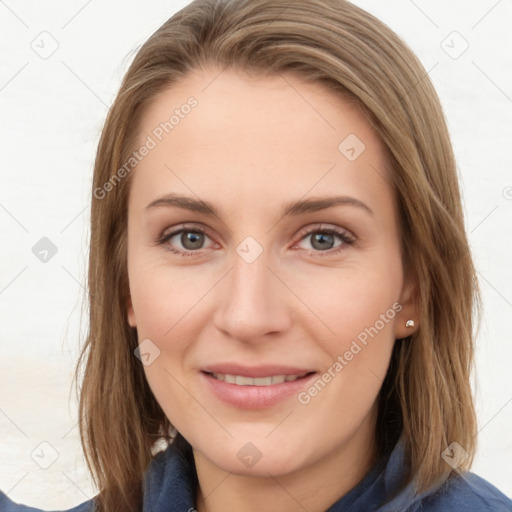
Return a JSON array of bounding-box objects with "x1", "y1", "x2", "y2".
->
[{"x1": 1, "y1": 0, "x2": 511, "y2": 509}]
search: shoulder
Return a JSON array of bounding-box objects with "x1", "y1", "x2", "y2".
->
[
  {"x1": 0, "y1": 490, "x2": 94, "y2": 512},
  {"x1": 416, "y1": 471, "x2": 512, "y2": 511}
]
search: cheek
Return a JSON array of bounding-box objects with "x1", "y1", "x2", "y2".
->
[
  {"x1": 128, "y1": 262, "x2": 217, "y2": 427},
  {"x1": 128, "y1": 257, "x2": 216, "y2": 340},
  {"x1": 295, "y1": 260, "x2": 402, "y2": 346}
]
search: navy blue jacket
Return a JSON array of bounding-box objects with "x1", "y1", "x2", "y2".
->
[{"x1": 1, "y1": 436, "x2": 511, "y2": 511}]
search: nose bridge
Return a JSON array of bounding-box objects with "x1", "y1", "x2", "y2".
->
[{"x1": 213, "y1": 236, "x2": 290, "y2": 341}]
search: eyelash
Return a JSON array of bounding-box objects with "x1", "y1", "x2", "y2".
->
[{"x1": 155, "y1": 223, "x2": 355, "y2": 258}]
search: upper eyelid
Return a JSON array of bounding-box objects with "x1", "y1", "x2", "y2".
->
[
  {"x1": 160, "y1": 223, "x2": 217, "y2": 242},
  {"x1": 295, "y1": 224, "x2": 353, "y2": 239}
]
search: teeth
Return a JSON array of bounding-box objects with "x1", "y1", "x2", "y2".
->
[
  {"x1": 255, "y1": 377, "x2": 273, "y2": 385},
  {"x1": 224, "y1": 374, "x2": 236, "y2": 384},
  {"x1": 211, "y1": 372, "x2": 308, "y2": 386},
  {"x1": 235, "y1": 375, "x2": 254, "y2": 386}
]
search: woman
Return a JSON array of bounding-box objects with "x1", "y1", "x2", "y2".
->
[{"x1": 1, "y1": 0, "x2": 511, "y2": 510}]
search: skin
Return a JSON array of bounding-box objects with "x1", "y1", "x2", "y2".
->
[{"x1": 126, "y1": 66, "x2": 418, "y2": 512}]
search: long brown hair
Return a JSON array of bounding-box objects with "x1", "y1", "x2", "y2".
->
[{"x1": 76, "y1": 0, "x2": 480, "y2": 509}]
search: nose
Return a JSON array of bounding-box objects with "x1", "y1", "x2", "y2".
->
[{"x1": 213, "y1": 245, "x2": 292, "y2": 344}]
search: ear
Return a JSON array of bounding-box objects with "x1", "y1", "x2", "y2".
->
[
  {"x1": 394, "y1": 276, "x2": 419, "y2": 340},
  {"x1": 127, "y1": 293, "x2": 137, "y2": 328}
]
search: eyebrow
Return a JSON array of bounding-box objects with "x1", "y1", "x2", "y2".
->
[{"x1": 145, "y1": 193, "x2": 374, "y2": 218}]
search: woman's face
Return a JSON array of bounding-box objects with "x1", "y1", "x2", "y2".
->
[{"x1": 126, "y1": 67, "x2": 417, "y2": 478}]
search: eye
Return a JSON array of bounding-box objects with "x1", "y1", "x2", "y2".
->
[
  {"x1": 155, "y1": 223, "x2": 355, "y2": 258},
  {"x1": 155, "y1": 225, "x2": 215, "y2": 257},
  {"x1": 294, "y1": 225, "x2": 355, "y2": 256}
]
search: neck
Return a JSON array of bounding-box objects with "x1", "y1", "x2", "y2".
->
[{"x1": 194, "y1": 407, "x2": 378, "y2": 512}]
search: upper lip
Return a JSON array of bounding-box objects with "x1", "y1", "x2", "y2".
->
[{"x1": 202, "y1": 364, "x2": 315, "y2": 378}]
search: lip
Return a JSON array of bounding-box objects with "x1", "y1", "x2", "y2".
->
[{"x1": 200, "y1": 364, "x2": 317, "y2": 410}]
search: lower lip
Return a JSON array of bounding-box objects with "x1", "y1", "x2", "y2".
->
[{"x1": 201, "y1": 372, "x2": 317, "y2": 410}]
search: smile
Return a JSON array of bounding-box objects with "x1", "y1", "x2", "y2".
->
[
  {"x1": 202, "y1": 369, "x2": 317, "y2": 409},
  {"x1": 209, "y1": 372, "x2": 310, "y2": 386}
]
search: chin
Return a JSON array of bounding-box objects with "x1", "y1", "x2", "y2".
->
[{"x1": 192, "y1": 434, "x2": 313, "y2": 478}]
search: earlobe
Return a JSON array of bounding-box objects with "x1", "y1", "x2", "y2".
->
[
  {"x1": 395, "y1": 309, "x2": 418, "y2": 340},
  {"x1": 394, "y1": 279, "x2": 419, "y2": 340}
]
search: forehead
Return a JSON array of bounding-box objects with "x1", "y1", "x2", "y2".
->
[{"x1": 130, "y1": 67, "x2": 393, "y2": 216}]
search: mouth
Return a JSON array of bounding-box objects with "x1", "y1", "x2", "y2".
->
[
  {"x1": 206, "y1": 371, "x2": 313, "y2": 386},
  {"x1": 200, "y1": 366, "x2": 317, "y2": 409}
]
